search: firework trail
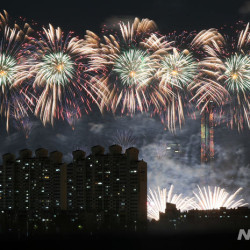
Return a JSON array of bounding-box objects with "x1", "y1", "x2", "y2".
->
[
  {"x1": 29, "y1": 24, "x2": 103, "y2": 126},
  {"x1": 147, "y1": 185, "x2": 196, "y2": 220},
  {"x1": 111, "y1": 129, "x2": 136, "y2": 150},
  {"x1": 192, "y1": 185, "x2": 248, "y2": 210},
  {"x1": 63, "y1": 105, "x2": 81, "y2": 130},
  {"x1": 190, "y1": 23, "x2": 250, "y2": 130},
  {"x1": 154, "y1": 142, "x2": 168, "y2": 159},
  {"x1": 13, "y1": 113, "x2": 33, "y2": 138},
  {"x1": 0, "y1": 10, "x2": 34, "y2": 131},
  {"x1": 83, "y1": 17, "x2": 173, "y2": 116},
  {"x1": 146, "y1": 141, "x2": 176, "y2": 159}
]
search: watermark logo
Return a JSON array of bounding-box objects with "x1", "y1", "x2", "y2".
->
[{"x1": 237, "y1": 229, "x2": 250, "y2": 240}]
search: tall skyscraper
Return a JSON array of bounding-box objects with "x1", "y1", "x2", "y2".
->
[{"x1": 201, "y1": 101, "x2": 215, "y2": 164}]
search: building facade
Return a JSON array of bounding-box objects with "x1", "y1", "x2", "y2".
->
[
  {"x1": 150, "y1": 202, "x2": 250, "y2": 233},
  {"x1": 0, "y1": 148, "x2": 67, "y2": 211},
  {"x1": 67, "y1": 145, "x2": 147, "y2": 231},
  {"x1": 0, "y1": 145, "x2": 147, "y2": 234}
]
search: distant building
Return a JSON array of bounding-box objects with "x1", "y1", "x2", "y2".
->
[
  {"x1": 159, "y1": 203, "x2": 181, "y2": 231},
  {"x1": 150, "y1": 202, "x2": 250, "y2": 233},
  {"x1": 166, "y1": 143, "x2": 181, "y2": 160}
]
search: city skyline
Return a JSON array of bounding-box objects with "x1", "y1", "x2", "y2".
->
[{"x1": 0, "y1": 143, "x2": 249, "y2": 208}]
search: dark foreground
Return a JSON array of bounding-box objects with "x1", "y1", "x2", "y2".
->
[{"x1": 0, "y1": 230, "x2": 249, "y2": 250}]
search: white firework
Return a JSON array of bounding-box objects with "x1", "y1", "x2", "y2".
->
[
  {"x1": 193, "y1": 185, "x2": 248, "y2": 210},
  {"x1": 147, "y1": 185, "x2": 196, "y2": 221}
]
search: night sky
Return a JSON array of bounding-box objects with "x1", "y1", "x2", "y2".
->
[
  {"x1": 1, "y1": 0, "x2": 250, "y2": 33},
  {"x1": 0, "y1": 0, "x2": 249, "y2": 202}
]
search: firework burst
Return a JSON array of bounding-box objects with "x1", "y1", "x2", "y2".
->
[
  {"x1": 155, "y1": 29, "x2": 227, "y2": 131},
  {"x1": 84, "y1": 18, "x2": 173, "y2": 115},
  {"x1": 222, "y1": 54, "x2": 250, "y2": 93},
  {"x1": 190, "y1": 23, "x2": 250, "y2": 130},
  {"x1": 156, "y1": 48, "x2": 199, "y2": 131},
  {"x1": 193, "y1": 185, "x2": 248, "y2": 210},
  {"x1": 29, "y1": 24, "x2": 101, "y2": 126},
  {"x1": 147, "y1": 186, "x2": 196, "y2": 220},
  {"x1": 0, "y1": 10, "x2": 34, "y2": 131},
  {"x1": 157, "y1": 50, "x2": 198, "y2": 90}
]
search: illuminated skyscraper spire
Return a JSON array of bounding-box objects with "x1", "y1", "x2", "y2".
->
[{"x1": 201, "y1": 101, "x2": 214, "y2": 164}]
